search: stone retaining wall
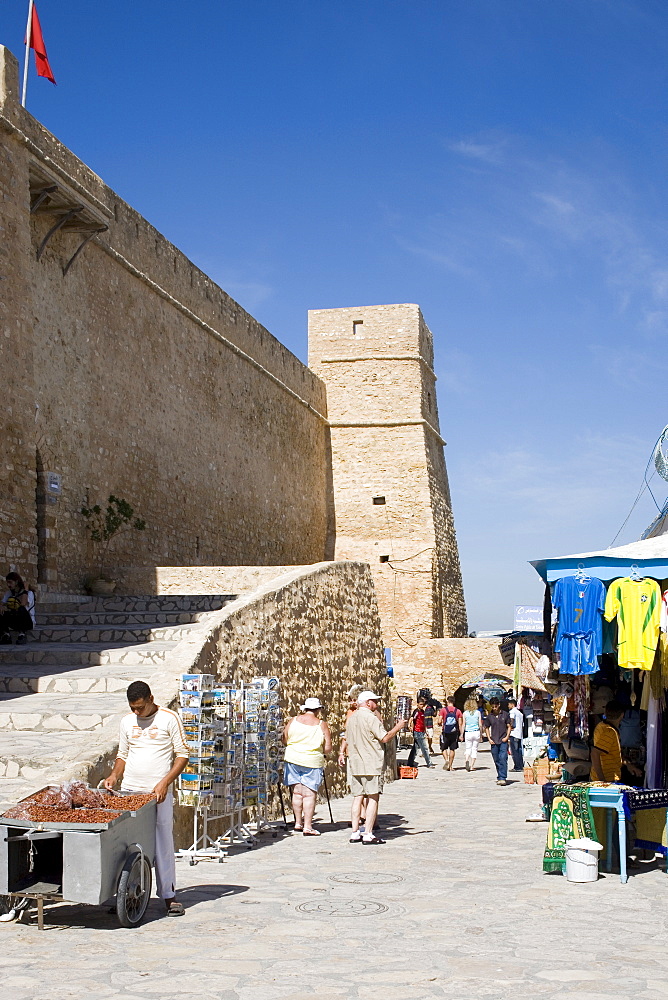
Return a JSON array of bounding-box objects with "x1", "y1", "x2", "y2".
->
[{"x1": 35, "y1": 562, "x2": 389, "y2": 847}]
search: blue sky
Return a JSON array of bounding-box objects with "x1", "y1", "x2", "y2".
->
[{"x1": 4, "y1": 0, "x2": 668, "y2": 629}]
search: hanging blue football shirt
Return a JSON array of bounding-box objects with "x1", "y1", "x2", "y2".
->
[{"x1": 552, "y1": 576, "x2": 606, "y2": 675}]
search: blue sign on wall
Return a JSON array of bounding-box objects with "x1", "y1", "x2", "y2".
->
[{"x1": 513, "y1": 606, "x2": 543, "y2": 631}]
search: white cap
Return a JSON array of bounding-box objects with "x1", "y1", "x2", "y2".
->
[
  {"x1": 357, "y1": 690, "x2": 382, "y2": 704},
  {"x1": 302, "y1": 697, "x2": 323, "y2": 710}
]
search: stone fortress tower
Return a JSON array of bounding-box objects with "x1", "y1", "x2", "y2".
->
[{"x1": 308, "y1": 304, "x2": 468, "y2": 655}]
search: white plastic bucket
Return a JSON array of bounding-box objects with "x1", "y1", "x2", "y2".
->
[{"x1": 565, "y1": 838, "x2": 603, "y2": 883}]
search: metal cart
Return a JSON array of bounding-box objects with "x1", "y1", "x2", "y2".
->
[{"x1": 0, "y1": 793, "x2": 156, "y2": 929}]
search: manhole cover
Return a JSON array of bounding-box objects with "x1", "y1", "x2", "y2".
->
[
  {"x1": 328, "y1": 872, "x2": 404, "y2": 885},
  {"x1": 295, "y1": 899, "x2": 389, "y2": 916}
]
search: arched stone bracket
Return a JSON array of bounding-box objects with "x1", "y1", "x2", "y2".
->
[{"x1": 29, "y1": 168, "x2": 109, "y2": 275}]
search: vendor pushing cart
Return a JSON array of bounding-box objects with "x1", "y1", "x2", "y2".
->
[
  {"x1": 0, "y1": 783, "x2": 157, "y2": 928},
  {"x1": 104, "y1": 680, "x2": 189, "y2": 917}
]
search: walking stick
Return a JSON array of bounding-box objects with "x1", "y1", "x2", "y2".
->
[
  {"x1": 277, "y1": 782, "x2": 288, "y2": 829},
  {"x1": 322, "y1": 769, "x2": 334, "y2": 824}
]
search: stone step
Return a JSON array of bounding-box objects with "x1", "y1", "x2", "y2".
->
[
  {"x1": 38, "y1": 594, "x2": 235, "y2": 614},
  {"x1": 0, "y1": 662, "x2": 144, "y2": 694},
  {"x1": 0, "y1": 731, "x2": 98, "y2": 780},
  {"x1": 38, "y1": 602, "x2": 90, "y2": 614},
  {"x1": 38, "y1": 611, "x2": 203, "y2": 626},
  {"x1": 30, "y1": 623, "x2": 197, "y2": 644},
  {"x1": 0, "y1": 692, "x2": 125, "y2": 731},
  {"x1": 0, "y1": 641, "x2": 177, "y2": 666}
]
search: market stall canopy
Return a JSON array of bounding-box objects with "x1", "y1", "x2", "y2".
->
[
  {"x1": 531, "y1": 534, "x2": 668, "y2": 584},
  {"x1": 461, "y1": 672, "x2": 512, "y2": 689}
]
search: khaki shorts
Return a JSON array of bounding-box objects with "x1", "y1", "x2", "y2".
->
[{"x1": 350, "y1": 774, "x2": 382, "y2": 796}]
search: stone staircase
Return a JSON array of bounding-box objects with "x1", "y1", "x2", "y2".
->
[{"x1": 0, "y1": 594, "x2": 235, "y2": 811}]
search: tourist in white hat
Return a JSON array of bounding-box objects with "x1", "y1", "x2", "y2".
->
[
  {"x1": 345, "y1": 691, "x2": 407, "y2": 845},
  {"x1": 282, "y1": 697, "x2": 332, "y2": 836}
]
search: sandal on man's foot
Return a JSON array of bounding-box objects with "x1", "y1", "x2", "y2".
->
[
  {"x1": 362, "y1": 836, "x2": 386, "y2": 845},
  {"x1": 166, "y1": 900, "x2": 185, "y2": 916}
]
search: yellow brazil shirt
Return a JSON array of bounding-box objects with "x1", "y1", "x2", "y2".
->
[
  {"x1": 604, "y1": 577, "x2": 661, "y2": 671},
  {"x1": 592, "y1": 721, "x2": 622, "y2": 782}
]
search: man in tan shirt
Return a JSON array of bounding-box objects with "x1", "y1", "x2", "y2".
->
[{"x1": 345, "y1": 690, "x2": 406, "y2": 845}]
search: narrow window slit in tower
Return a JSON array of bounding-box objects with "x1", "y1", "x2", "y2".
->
[{"x1": 352, "y1": 320, "x2": 363, "y2": 335}]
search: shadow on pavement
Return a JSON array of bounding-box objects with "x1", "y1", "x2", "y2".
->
[
  {"x1": 18, "y1": 883, "x2": 249, "y2": 930},
  {"x1": 375, "y1": 812, "x2": 431, "y2": 839},
  {"x1": 176, "y1": 883, "x2": 249, "y2": 906}
]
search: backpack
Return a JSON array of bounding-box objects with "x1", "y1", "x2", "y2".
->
[{"x1": 443, "y1": 708, "x2": 458, "y2": 732}]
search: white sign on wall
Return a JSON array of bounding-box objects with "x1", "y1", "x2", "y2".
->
[{"x1": 46, "y1": 472, "x2": 62, "y2": 495}]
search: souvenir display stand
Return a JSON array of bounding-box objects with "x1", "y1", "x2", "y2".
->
[
  {"x1": 211, "y1": 680, "x2": 256, "y2": 849},
  {"x1": 175, "y1": 673, "x2": 228, "y2": 864},
  {"x1": 175, "y1": 674, "x2": 284, "y2": 865},
  {"x1": 240, "y1": 678, "x2": 286, "y2": 839}
]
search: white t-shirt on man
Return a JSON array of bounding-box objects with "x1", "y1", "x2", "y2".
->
[
  {"x1": 117, "y1": 707, "x2": 189, "y2": 792},
  {"x1": 509, "y1": 707, "x2": 524, "y2": 739}
]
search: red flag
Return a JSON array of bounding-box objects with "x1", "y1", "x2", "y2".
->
[{"x1": 29, "y1": 3, "x2": 56, "y2": 85}]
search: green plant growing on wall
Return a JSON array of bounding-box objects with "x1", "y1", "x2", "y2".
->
[{"x1": 81, "y1": 495, "x2": 146, "y2": 580}]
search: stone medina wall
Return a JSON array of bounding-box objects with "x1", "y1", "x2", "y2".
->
[
  {"x1": 308, "y1": 303, "x2": 468, "y2": 647},
  {"x1": 0, "y1": 51, "x2": 38, "y2": 582},
  {"x1": 0, "y1": 44, "x2": 329, "y2": 592}
]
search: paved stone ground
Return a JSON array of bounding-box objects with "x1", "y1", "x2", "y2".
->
[{"x1": 2, "y1": 745, "x2": 668, "y2": 1000}]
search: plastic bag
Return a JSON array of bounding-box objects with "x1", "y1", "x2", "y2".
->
[
  {"x1": 39, "y1": 785, "x2": 73, "y2": 809},
  {"x1": 66, "y1": 780, "x2": 109, "y2": 808}
]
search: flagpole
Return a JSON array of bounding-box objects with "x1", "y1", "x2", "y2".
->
[{"x1": 21, "y1": 0, "x2": 35, "y2": 108}]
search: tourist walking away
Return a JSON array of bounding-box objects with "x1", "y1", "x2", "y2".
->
[
  {"x1": 484, "y1": 697, "x2": 512, "y2": 785},
  {"x1": 0, "y1": 572, "x2": 35, "y2": 645},
  {"x1": 462, "y1": 696, "x2": 484, "y2": 771},
  {"x1": 346, "y1": 690, "x2": 406, "y2": 844},
  {"x1": 508, "y1": 697, "x2": 524, "y2": 772},
  {"x1": 283, "y1": 697, "x2": 332, "y2": 836},
  {"x1": 105, "y1": 681, "x2": 189, "y2": 915},
  {"x1": 424, "y1": 698, "x2": 436, "y2": 753},
  {"x1": 438, "y1": 696, "x2": 463, "y2": 770},
  {"x1": 407, "y1": 697, "x2": 434, "y2": 768}
]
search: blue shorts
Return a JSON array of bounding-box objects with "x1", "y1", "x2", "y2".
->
[{"x1": 283, "y1": 762, "x2": 324, "y2": 792}]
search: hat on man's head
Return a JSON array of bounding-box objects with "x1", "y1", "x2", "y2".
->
[
  {"x1": 357, "y1": 690, "x2": 382, "y2": 704},
  {"x1": 302, "y1": 697, "x2": 323, "y2": 710}
]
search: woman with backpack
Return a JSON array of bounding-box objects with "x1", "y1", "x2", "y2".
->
[
  {"x1": 462, "y1": 696, "x2": 484, "y2": 771},
  {"x1": 438, "y1": 696, "x2": 464, "y2": 770},
  {"x1": 0, "y1": 572, "x2": 35, "y2": 645}
]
